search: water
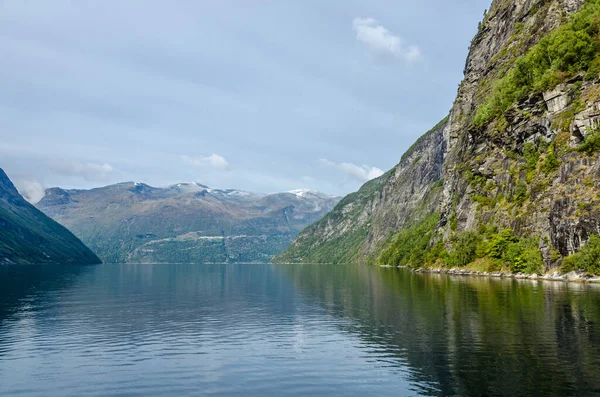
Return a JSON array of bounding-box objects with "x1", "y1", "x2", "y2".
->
[{"x1": 1, "y1": 264, "x2": 600, "y2": 396}]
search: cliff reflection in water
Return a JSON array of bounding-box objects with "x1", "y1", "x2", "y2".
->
[
  {"x1": 0, "y1": 264, "x2": 92, "y2": 323},
  {"x1": 277, "y1": 264, "x2": 600, "y2": 396},
  {"x1": 1, "y1": 263, "x2": 600, "y2": 396}
]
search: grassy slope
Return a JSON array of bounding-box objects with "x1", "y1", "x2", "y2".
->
[{"x1": 273, "y1": 173, "x2": 391, "y2": 264}]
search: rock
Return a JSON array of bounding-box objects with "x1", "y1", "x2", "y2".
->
[
  {"x1": 543, "y1": 85, "x2": 570, "y2": 113},
  {"x1": 563, "y1": 0, "x2": 586, "y2": 14},
  {"x1": 438, "y1": 0, "x2": 600, "y2": 274},
  {"x1": 545, "y1": 271, "x2": 567, "y2": 280},
  {"x1": 565, "y1": 271, "x2": 583, "y2": 281},
  {"x1": 572, "y1": 101, "x2": 600, "y2": 142}
]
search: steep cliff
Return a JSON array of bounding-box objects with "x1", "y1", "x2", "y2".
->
[
  {"x1": 276, "y1": 0, "x2": 600, "y2": 272},
  {"x1": 0, "y1": 168, "x2": 101, "y2": 265},
  {"x1": 438, "y1": 0, "x2": 600, "y2": 271},
  {"x1": 273, "y1": 118, "x2": 447, "y2": 264}
]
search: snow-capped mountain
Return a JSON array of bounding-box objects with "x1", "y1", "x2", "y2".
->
[{"x1": 37, "y1": 182, "x2": 340, "y2": 264}]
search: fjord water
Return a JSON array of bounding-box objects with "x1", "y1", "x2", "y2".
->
[{"x1": 1, "y1": 264, "x2": 600, "y2": 397}]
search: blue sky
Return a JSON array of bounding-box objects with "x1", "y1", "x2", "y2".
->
[{"x1": 0, "y1": 0, "x2": 490, "y2": 201}]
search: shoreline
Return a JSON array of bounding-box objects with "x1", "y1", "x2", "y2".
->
[{"x1": 381, "y1": 265, "x2": 600, "y2": 284}]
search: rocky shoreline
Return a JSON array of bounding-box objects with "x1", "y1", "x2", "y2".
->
[{"x1": 382, "y1": 266, "x2": 600, "y2": 283}]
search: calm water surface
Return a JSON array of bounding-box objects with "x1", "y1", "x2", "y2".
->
[{"x1": 1, "y1": 263, "x2": 600, "y2": 396}]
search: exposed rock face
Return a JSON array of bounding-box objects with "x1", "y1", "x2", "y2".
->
[
  {"x1": 276, "y1": 0, "x2": 600, "y2": 268},
  {"x1": 0, "y1": 168, "x2": 101, "y2": 265},
  {"x1": 439, "y1": 0, "x2": 599, "y2": 267},
  {"x1": 273, "y1": 119, "x2": 447, "y2": 264},
  {"x1": 543, "y1": 86, "x2": 570, "y2": 114},
  {"x1": 363, "y1": 119, "x2": 446, "y2": 256},
  {"x1": 573, "y1": 100, "x2": 600, "y2": 139}
]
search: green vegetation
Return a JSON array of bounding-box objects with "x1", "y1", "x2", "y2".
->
[
  {"x1": 513, "y1": 181, "x2": 529, "y2": 205},
  {"x1": 379, "y1": 222, "x2": 544, "y2": 274},
  {"x1": 449, "y1": 213, "x2": 458, "y2": 232},
  {"x1": 446, "y1": 231, "x2": 481, "y2": 267},
  {"x1": 578, "y1": 128, "x2": 600, "y2": 154},
  {"x1": 378, "y1": 213, "x2": 439, "y2": 267},
  {"x1": 474, "y1": 0, "x2": 600, "y2": 127},
  {"x1": 446, "y1": 227, "x2": 543, "y2": 274},
  {"x1": 552, "y1": 100, "x2": 587, "y2": 145},
  {"x1": 273, "y1": 170, "x2": 393, "y2": 264},
  {"x1": 562, "y1": 234, "x2": 600, "y2": 273},
  {"x1": 486, "y1": 228, "x2": 519, "y2": 258},
  {"x1": 126, "y1": 235, "x2": 296, "y2": 264},
  {"x1": 542, "y1": 144, "x2": 560, "y2": 173},
  {"x1": 523, "y1": 142, "x2": 540, "y2": 173},
  {"x1": 502, "y1": 237, "x2": 544, "y2": 274}
]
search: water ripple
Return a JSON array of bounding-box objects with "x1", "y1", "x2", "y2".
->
[{"x1": 1, "y1": 263, "x2": 600, "y2": 396}]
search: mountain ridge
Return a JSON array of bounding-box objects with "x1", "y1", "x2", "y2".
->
[
  {"x1": 273, "y1": 117, "x2": 447, "y2": 264},
  {"x1": 37, "y1": 181, "x2": 340, "y2": 264},
  {"x1": 0, "y1": 168, "x2": 101, "y2": 265}
]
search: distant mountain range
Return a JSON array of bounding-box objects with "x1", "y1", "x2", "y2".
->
[
  {"x1": 36, "y1": 182, "x2": 340, "y2": 264},
  {"x1": 0, "y1": 168, "x2": 101, "y2": 265}
]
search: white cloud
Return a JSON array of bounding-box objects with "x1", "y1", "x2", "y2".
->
[
  {"x1": 14, "y1": 179, "x2": 45, "y2": 204},
  {"x1": 181, "y1": 153, "x2": 231, "y2": 171},
  {"x1": 352, "y1": 17, "x2": 422, "y2": 62},
  {"x1": 49, "y1": 161, "x2": 115, "y2": 182},
  {"x1": 319, "y1": 158, "x2": 384, "y2": 183}
]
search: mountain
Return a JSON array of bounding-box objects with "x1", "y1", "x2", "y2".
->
[
  {"x1": 274, "y1": 118, "x2": 447, "y2": 264},
  {"x1": 0, "y1": 169, "x2": 101, "y2": 265},
  {"x1": 275, "y1": 0, "x2": 600, "y2": 274},
  {"x1": 37, "y1": 182, "x2": 339, "y2": 264}
]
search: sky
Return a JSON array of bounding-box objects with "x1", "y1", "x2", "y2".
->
[{"x1": 0, "y1": 0, "x2": 491, "y2": 202}]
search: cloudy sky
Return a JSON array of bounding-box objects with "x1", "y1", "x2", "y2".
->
[{"x1": 0, "y1": 0, "x2": 490, "y2": 201}]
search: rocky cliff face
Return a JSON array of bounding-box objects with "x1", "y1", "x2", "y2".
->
[
  {"x1": 276, "y1": 0, "x2": 600, "y2": 270},
  {"x1": 0, "y1": 168, "x2": 101, "y2": 265},
  {"x1": 439, "y1": 0, "x2": 600, "y2": 268},
  {"x1": 273, "y1": 119, "x2": 447, "y2": 264}
]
